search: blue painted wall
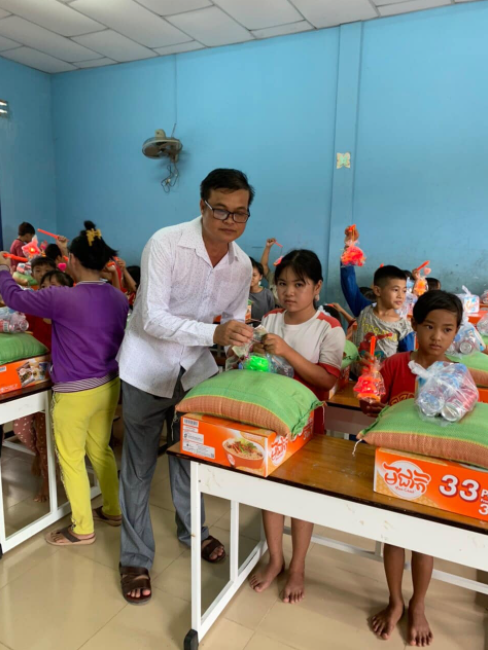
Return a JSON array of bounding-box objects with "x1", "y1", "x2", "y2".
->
[
  {"x1": 351, "y1": 2, "x2": 488, "y2": 296},
  {"x1": 0, "y1": 57, "x2": 57, "y2": 250},
  {"x1": 52, "y1": 30, "x2": 340, "y2": 270},
  {"x1": 3, "y1": 1, "x2": 486, "y2": 299}
]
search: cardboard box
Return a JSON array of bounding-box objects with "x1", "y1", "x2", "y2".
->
[
  {"x1": 0, "y1": 355, "x2": 51, "y2": 395},
  {"x1": 374, "y1": 447, "x2": 488, "y2": 522},
  {"x1": 180, "y1": 412, "x2": 314, "y2": 477}
]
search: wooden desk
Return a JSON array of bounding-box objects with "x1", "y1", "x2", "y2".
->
[
  {"x1": 170, "y1": 438, "x2": 488, "y2": 649},
  {"x1": 326, "y1": 381, "x2": 370, "y2": 438}
]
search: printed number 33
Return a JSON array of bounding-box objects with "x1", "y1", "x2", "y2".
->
[{"x1": 439, "y1": 475, "x2": 480, "y2": 502}]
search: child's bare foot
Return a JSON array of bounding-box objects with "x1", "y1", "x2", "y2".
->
[
  {"x1": 283, "y1": 570, "x2": 305, "y2": 604},
  {"x1": 34, "y1": 478, "x2": 49, "y2": 503},
  {"x1": 371, "y1": 600, "x2": 405, "y2": 640},
  {"x1": 31, "y1": 456, "x2": 41, "y2": 477},
  {"x1": 408, "y1": 599, "x2": 433, "y2": 647},
  {"x1": 250, "y1": 559, "x2": 284, "y2": 593}
]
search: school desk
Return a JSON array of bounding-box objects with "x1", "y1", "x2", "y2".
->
[
  {"x1": 168, "y1": 437, "x2": 488, "y2": 649},
  {"x1": 0, "y1": 382, "x2": 100, "y2": 558},
  {"x1": 326, "y1": 380, "x2": 371, "y2": 438}
]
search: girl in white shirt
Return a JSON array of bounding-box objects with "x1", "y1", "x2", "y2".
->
[{"x1": 250, "y1": 250, "x2": 345, "y2": 605}]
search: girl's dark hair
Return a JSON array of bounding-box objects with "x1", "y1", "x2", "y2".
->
[
  {"x1": 18, "y1": 222, "x2": 35, "y2": 237},
  {"x1": 45, "y1": 243, "x2": 62, "y2": 261},
  {"x1": 324, "y1": 305, "x2": 341, "y2": 322},
  {"x1": 200, "y1": 169, "x2": 255, "y2": 207},
  {"x1": 249, "y1": 257, "x2": 264, "y2": 276},
  {"x1": 274, "y1": 250, "x2": 323, "y2": 285},
  {"x1": 360, "y1": 286, "x2": 375, "y2": 301},
  {"x1": 413, "y1": 290, "x2": 463, "y2": 328},
  {"x1": 127, "y1": 265, "x2": 141, "y2": 287},
  {"x1": 40, "y1": 270, "x2": 73, "y2": 288},
  {"x1": 69, "y1": 221, "x2": 117, "y2": 271}
]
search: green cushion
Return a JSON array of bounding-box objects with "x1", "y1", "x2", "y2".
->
[
  {"x1": 0, "y1": 333, "x2": 48, "y2": 365},
  {"x1": 359, "y1": 398, "x2": 488, "y2": 469},
  {"x1": 177, "y1": 370, "x2": 322, "y2": 440},
  {"x1": 342, "y1": 340, "x2": 359, "y2": 370},
  {"x1": 446, "y1": 351, "x2": 488, "y2": 387}
]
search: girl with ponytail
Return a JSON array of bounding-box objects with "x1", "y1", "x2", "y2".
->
[{"x1": 0, "y1": 221, "x2": 129, "y2": 547}]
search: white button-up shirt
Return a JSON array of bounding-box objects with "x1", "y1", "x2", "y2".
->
[{"x1": 118, "y1": 217, "x2": 252, "y2": 398}]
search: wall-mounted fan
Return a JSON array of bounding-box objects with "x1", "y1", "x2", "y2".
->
[{"x1": 142, "y1": 128, "x2": 182, "y2": 192}]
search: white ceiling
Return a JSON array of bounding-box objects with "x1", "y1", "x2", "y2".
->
[{"x1": 0, "y1": 0, "x2": 480, "y2": 74}]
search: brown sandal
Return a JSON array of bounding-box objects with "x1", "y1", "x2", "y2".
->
[
  {"x1": 201, "y1": 536, "x2": 226, "y2": 564},
  {"x1": 120, "y1": 566, "x2": 152, "y2": 606},
  {"x1": 46, "y1": 526, "x2": 96, "y2": 546},
  {"x1": 93, "y1": 506, "x2": 122, "y2": 527}
]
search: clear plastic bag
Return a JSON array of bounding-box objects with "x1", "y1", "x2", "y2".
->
[
  {"x1": 477, "y1": 312, "x2": 488, "y2": 336},
  {"x1": 457, "y1": 286, "x2": 480, "y2": 315},
  {"x1": 354, "y1": 357, "x2": 386, "y2": 403},
  {"x1": 232, "y1": 325, "x2": 267, "y2": 359},
  {"x1": 0, "y1": 308, "x2": 28, "y2": 333},
  {"x1": 447, "y1": 319, "x2": 485, "y2": 357},
  {"x1": 409, "y1": 360, "x2": 479, "y2": 425},
  {"x1": 242, "y1": 353, "x2": 294, "y2": 378}
]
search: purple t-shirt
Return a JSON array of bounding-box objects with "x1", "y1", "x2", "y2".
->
[{"x1": 0, "y1": 271, "x2": 128, "y2": 384}]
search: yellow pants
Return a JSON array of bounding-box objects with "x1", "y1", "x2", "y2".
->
[{"x1": 53, "y1": 378, "x2": 121, "y2": 535}]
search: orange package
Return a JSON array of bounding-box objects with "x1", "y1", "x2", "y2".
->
[
  {"x1": 0, "y1": 355, "x2": 51, "y2": 395},
  {"x1": 375, "y1": 448, "x2": 488, "y2": 522},
  {"x1": 180, "y1": 412, "x2": 314, "y2": 477}
]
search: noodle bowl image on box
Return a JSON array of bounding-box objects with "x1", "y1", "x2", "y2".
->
[{"x1": 180, "y1": 413, "x2": 314, "y2": 477}]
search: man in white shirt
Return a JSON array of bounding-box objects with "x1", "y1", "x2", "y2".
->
[{"x1": 117, "y1": 169, "x2": 254, "y2": 604}]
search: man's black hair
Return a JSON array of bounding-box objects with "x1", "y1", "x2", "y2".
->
[{"x1": 200, "y1": 169, "x2": 255, "y2": 207}]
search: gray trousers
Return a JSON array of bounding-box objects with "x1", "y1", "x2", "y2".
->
[{"x1": 119, "y1": 377, "x2": 209, "y2": 570}]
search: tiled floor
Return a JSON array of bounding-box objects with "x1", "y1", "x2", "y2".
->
[{"x1": 1, "y1": 446, "x2": 487, "y2": 650}]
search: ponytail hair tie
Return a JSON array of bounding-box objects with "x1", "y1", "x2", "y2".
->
[{"x1": 86, "y1": 228, "x2": 102, "y2": 246}]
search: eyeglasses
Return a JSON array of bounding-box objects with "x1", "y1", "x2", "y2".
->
[{"x1": 204, "y1": 200, "x2": 250, "y2": 224}]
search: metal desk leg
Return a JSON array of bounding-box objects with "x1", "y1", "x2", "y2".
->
[
  {"x1": 229, "y1": 500, "x2": 239, "y2": 583},
  {"x1": 44, "y1": 392, "x2": 58, "y2": 513},
  {"x1": 185, "y1": 461, "x2": 202, "y2": 650},
  {"x1": 0, "y1": 448, "x2": 5, "y2": 559}
]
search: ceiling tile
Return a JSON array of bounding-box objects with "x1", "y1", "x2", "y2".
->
[
  {"x1": 0, "y1": 0, "x2": 105, "y2": 37},
  {"x1": 136, "y1": 0, "x2": 213, "y2": 15},
  {"x1": 374, "y1": 0, "x2": 416, "y2": 5},
  {"x1": 73, "y1": 30, "x2": 158, "y2": 62},
  {"x1": 0, "y1": 16, "x2": 102, "y2": 62},
  {"x1": 153, "y1": 41, "x2": 206, "y2": 55},
  {"x1": 74, "y1": 57, "x2": 117, "y2": 68},
  {"x1": 0, "y1": 8, "x2": 9, "y2": 18},
  {"x1": 252, "y1": 20, "x2": 313, "y2": 39},
  {"x1": 70, "y1": 0, "x2": 192, "y2": 47},
  {"x1": 167, "y1": 6, "x2": 253, "y2": 46},
  {"x1": 291, "y1": 0, "x2": 377, "y2": 28},
  {"x1": 378, "y1": 0, "x2": 449, "y2": 16},
  {"x1": 0, "y1": 33, "x2": 19, "y2": 50},
  {"x1": 1, "y1": 46, "x2": 75, "y2": 72},
  {"x1": 213, "y1": 0, "x2": 302, "y2": 29}
]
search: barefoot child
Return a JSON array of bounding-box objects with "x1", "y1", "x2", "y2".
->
[
  {"x1": 250, "y1": 250, "x2": 345, "y2": 603},
  {"x1": 360, "y1": 290, "x2": 463, "y2": 646},
  {"x1": 0, "y1": 221, "x2": 129, "y2": 546}
]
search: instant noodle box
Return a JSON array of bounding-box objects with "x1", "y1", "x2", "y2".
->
[
  {"x1": 0, "y1": 355, "x2": 51, "y2": 395},
  {"x1": 180, "y1": 412, "x2": 314, "y2": 477},
  {"x1": 374, "y1": 448, "x2": 488, "y2": 522}
]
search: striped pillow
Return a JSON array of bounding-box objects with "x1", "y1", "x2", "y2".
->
[
  {"x1": 359, "y1": 399, "x2": 488, "y2": 469},
  {"x1": 176, "y1": 370, "x2": 322, "y2": 440}
]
